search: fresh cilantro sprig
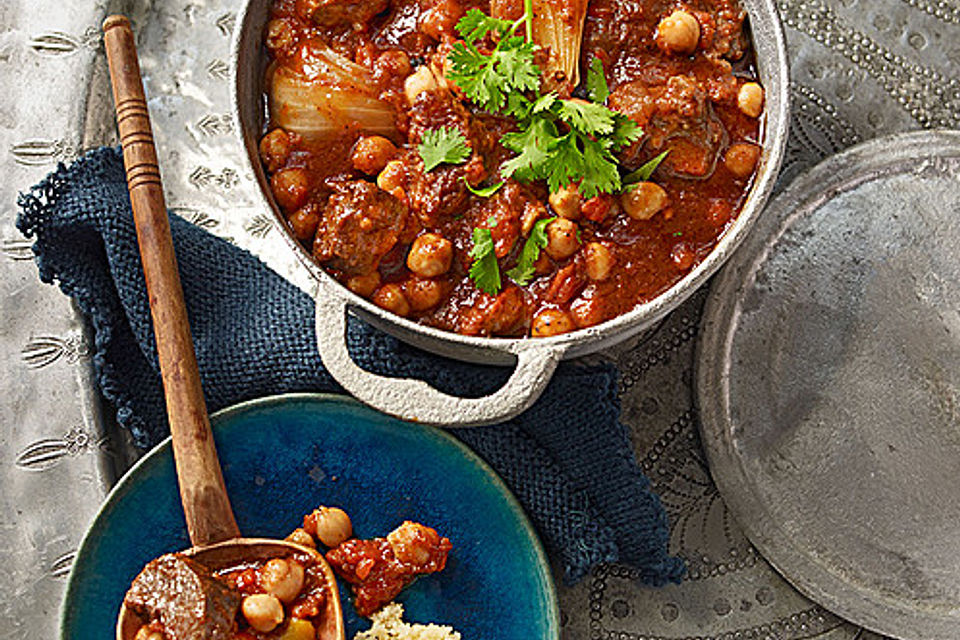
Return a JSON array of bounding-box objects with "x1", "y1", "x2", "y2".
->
[
  {"x1": 446, "y1": 17, "x2": 643, "y2": 199},
  {"x1": 447, "y1": 9, "x2": 540, "y2": 113},
  {"x1": 468, "y1": 216, "x2": 501, "y2": 294},
  {"x1": 506, "y1": 216, "x2": 555, "y2": 285},
  {"x1": 418, "y1": 127, "x2": 471, "y2": 172},
  {"x1": 500, "y1": 99, "x2": 642, "y2": 198}
]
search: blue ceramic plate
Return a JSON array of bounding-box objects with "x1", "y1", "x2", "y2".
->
[{"x1": 61, "y1": 394, "x2": 558, "y2": 639}]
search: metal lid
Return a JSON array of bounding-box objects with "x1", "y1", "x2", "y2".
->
[{"x1": 697, "y1": 130, "x2": 960, "y2": 640}]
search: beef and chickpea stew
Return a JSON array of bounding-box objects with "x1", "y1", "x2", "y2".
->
[
  {"x1": 124, "y1": 506, "x2": 451, "y2": 640},
  {"x1": 260, "y1": 0, "x2": 764, "y2": 337}
]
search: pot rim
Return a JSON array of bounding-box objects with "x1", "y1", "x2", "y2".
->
[{"x1": 230, "y1": 0, "x2": 790, "y2": 361}]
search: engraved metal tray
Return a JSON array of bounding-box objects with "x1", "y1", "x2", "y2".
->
[{"x1": 698, "y1": 130, "x2": 960, "y2": 640}]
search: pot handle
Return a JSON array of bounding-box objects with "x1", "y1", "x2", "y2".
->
[{"x1": 314, "y1": 291, "x2": 566, "y2": 427}]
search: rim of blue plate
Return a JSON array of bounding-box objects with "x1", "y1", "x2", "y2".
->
[{"x1": 60, "y1": 392, "x2": 560, "y2": 639}]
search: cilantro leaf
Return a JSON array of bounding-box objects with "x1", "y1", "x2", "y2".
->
[
  {"x1": 586, "y1": 58, "x2": 610, "y2": 104},
  {"x1": 468, "y1": 226, "x2": 501, "y2": 294},
  {"x1": 456, "y1": 8, "x2": 514, "y2": 43},
  {"x1": 577, "y1": 136, "x2": 621, "y2": 199},
  {"x1": 610, "y1": 114, "x2": 644, "y2": 149},
  {"x1": 464, "y1": 177, "x2": 505, "y2": 197},
  {"x1": 542, "y1": 132, "x2": 586, "y2": 194},
  {"x1": 532, "y1": 93, "x2": 558, "y2": 115},
  {"x1": 418, "y1": 126, "x2": 471, "y2": 172},
  {"x1": 505, "y1": 92, "x2": 533, "y2": 119},
  {"x1": 506, "y1": 216, "x2": 555, "y2": 285},
  {"x1": 557, "y1": 99, "x2": 616, "y2": 136},
  {"x1": 447, "y1": 23, "x2": 539, "y2": 112},
  {"x1": 623, "y1": 150, "x2": 671, "y2": 186},
  {"x1": 496, "y1": 38, "x2": 540, "y2": 92},
  {"x1": 501, "y1": 117, "x2": 557, "y2": 181}
]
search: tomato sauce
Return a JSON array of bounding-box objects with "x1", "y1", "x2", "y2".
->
[{"x1": 260, "y1": 0, "x2": 762, "y2": 337}]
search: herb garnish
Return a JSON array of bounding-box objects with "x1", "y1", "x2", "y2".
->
[
  {"x1": 506, "y1": 216, "x2": 555, "y2": 285},
  {"x1": 418, "y1": 126, "x2": 471, "y2": 171},
  {"x1": 623, "y1": 150, "x2": 670, "y2": 187},
  {"x1": 585, "y1": 57, "x2": 610, "y2": 104},
  {"x1": 464, "y1": 177, "x2": 505, "y2": 197},
  {"x1": 446, "y1": 10, "x2": 642, "y2": 199},
  {"x1": 447, "y1": 9, "x2": 540, "y2": 113},
  {"x1": 469, "y1": 216, "x2": 501, "y2": 294}
]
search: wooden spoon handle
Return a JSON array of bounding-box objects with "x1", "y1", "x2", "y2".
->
[{"x1": 103, "y1": 15, "x2": 240, "y2": 547}]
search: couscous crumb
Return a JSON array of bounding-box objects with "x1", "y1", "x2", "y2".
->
[{"x1": 354, "y1": 603, "x2": 461, "y2": 640}]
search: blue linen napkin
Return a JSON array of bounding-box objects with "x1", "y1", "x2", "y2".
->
[{"x1": 17, "y1": 146, "x2": 684, "y2": 585}]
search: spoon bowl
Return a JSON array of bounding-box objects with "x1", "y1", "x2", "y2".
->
[
  {"x1": 116, "y1": 539, "x2": 344, "y2": 640},
  {"x1": 102, "y1": 15, "x2": 344, "y2": 640}
]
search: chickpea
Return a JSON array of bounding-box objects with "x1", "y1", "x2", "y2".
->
[
  {"x1": 738, "y1": 82, "x2": 764, "y2": 118},
  {"x1": 724, "y1": 142, "x2": 760, "y2": 178},
  {"x1": 583, "y1": 243, "x2": 615, "y2": 281},
  {"x1": 278, "y1": 619, "x2": 317, "y2": 640},
  {"x1": 307, "y1": 506, "x2": 353, "y2": 547},
  {"x1": 405, "y1": 277, "x2": 445, "y2": 311},
  {"x1": 373, "y1": 284, "x2": 411, "y2": 317},
  {"x1": 270, "y1": 168, "x2": 311, "y2": 212},
  {"x1": 259, "y1": 128, "x2": 292, "y2": 173},
  {"x1": 260, "y1": 558, "x2": 305, "y2": 604},
  {"x1": 531, "y1": 309, "x2": 576, "y2": 337},
  {"x1": 419, "y1": 0, "x2": 462, "y2": 40},
  {"x1": 387, "y1": 521, "x2": 440, "y2": 565},
  {"x1": 657, "y1": 10, "x2": 700, "y2": 54},
  {"x1": 346, "y1": 271, "x2": 381, "y2": 298},
  {"x1": 351, "y1": 136, "x2": 398, "y2": 175},
  {"x1": 265, "y1": 19, "x2": 295, "y2": 55},
  {"x1": 285, "y1": 527, "x2": 316, "y2": 548},
  {"x1": 407, "y1": 233, "x2": 453, "y2": 277},
  {"x1": 134, "y1": 626, "x2": 162, "y2": 640},
  {"x1": 377, "y1": 160, "x2": 406, "y2": 199},
  {"x1": 376, "y1": 49, "x2": 412, "y2": 78},
  {"x1": 288, "y1": 204, "x2": 320, "y2": 243},
  {"x1": 570, "y1": 294, "x2": 605, "y2": 329},
  {"x1": 545, "y1": 218, "x2": 580, "y2": 260},
  {"x1": 242, "y1": 594, "x2": 285, "y2": 633},
  {"x1": 548, "y1": 184, "x2": 582, "y2": 220},
  {"x1": 404, "y1": 66, "x2": 438, "y2": 104},
  {"x1": 621, "y1": 182, "x2": 668, "y2": 221}
]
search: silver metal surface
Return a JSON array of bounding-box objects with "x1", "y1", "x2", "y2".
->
[
  {"x1": 232, "y1": 0, "x2": 790, "y2": 424},
  {"x1": 1, "y1": 0, "x2": 959, "y2": 639},
  {"x1": 698, "y1": 130, "x2": 960, "y2": 640}
]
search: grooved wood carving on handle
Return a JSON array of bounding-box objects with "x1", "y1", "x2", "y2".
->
[{"x1": 102, "y1": 15, "x2": 240, "y2": 548}]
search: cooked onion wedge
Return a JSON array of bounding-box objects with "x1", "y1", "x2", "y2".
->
[
  {"x1": 268, "y1": 41, "x2": 397, "y2": 142},
  {"x1": 531, "y1": 0, "x2": 589, "y2": 95}
]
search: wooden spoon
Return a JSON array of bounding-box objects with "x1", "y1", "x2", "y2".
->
[{"x1": 103, "y1": 15, "x2": 344, "y2": 640}]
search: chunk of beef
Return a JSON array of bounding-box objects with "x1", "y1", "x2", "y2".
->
[
  {"x1": 459, "y1": 286, "x2": 529, "y2": 336},
  {"x1": 314, "y1": 181, "x2": 409, "y2": 276},
  {"x1": 124, "y1": 553, "x2": 240, "y2": 640},
  {"x1": 609, "y1": 74, "x2": 727, "y2": 177},
  {"x1": 404, "y1": 91, "x2": 494, "y2": 224}
]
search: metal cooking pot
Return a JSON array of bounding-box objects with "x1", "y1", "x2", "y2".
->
[{"x1": 231, "y1": 2, "x2": 789, "y2": 426}]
